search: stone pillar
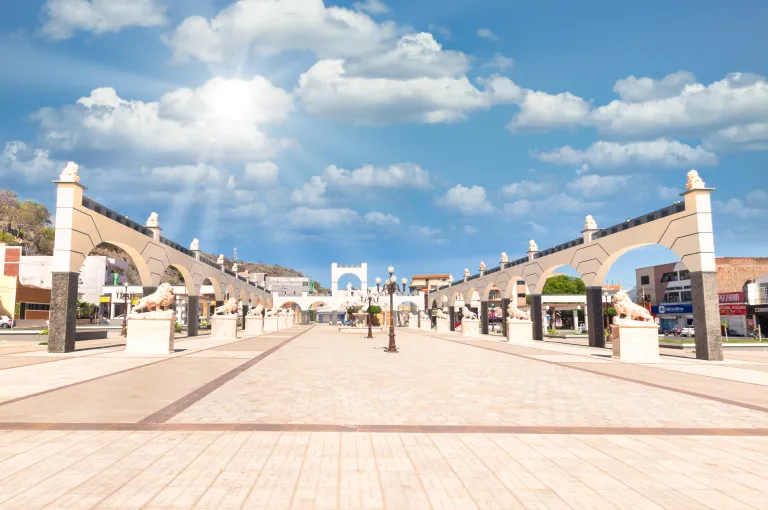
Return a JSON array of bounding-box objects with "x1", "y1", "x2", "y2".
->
[
  {"x1": 301, "y1": 310, "x2": 308, "y2": 325},
  {"x1": 573, "y1": 309, "x2": 579, "y2": 331},
  {"x1": 480, "y1": 301, "x2": 489, "y2": 335},
  {"x1": 241, "y1": 305, "x2": 248, "y2": 330},
  {"x1": 143, "y1": 286, "x2": 157, "y2": 297},
  {"x1": 49, "y1": 272, "x2": 79, "y2": 353},
  {"x1": 110, "y1": 301, "x2": 116, "y2": 319},
  {"x1": 187, "y1": 296, "x2": 199, "y2": 337},
  {"x1": 331, "y1": 310, "x2": 337, "y2": 325},
  {"x1": 585, "y1": 286, "x2": 605, "y2": 348},
  {"x1": 449, "y1": 306, "x2": 456, "y2": 331},
  {"x1": 691, "y1": 271, "x2": 724, "y2": 361},
  {"x1": 501, "y1": 298, "x2": 510, "y2": 337},
  {"x1": 531, "y1": 294, "x2": 543, "y2": 341}
]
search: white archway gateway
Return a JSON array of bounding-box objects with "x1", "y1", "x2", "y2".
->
[
  {"x1": 428, "y1": 170, "x2": 722, "y2": 360},
  {"x1": 48, "y1": 163, "x2": 270, "y2": 353}
]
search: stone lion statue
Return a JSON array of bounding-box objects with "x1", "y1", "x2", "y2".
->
[
  {"x1": 247, "y1": 303, "x2": 264, "y2": 317},
  {"x1": 59, "y1": 161, "x2": 80, "y2": 183},
  {"x1": 214, "y1": 298, "x2": 238, "y2": 315},
  {"x1": 216, "y1": 254, "x2": 225, "y2": 265},
  {"x1": 612, "y1": 291, "x2": 653, "y2": 322},
  {"x1": 435, "y1": 309, "x2": 448, "y2": 319},
  {"x1": 501, "y1": 252, "x2": 508, "y2": 263},
  {"x1": 419, "y1": 310, "x2": 429, "y2": 320},
  {"x1": 190, "y1": 238, "x2": 199, "y2": 251},
  {"x1": 146, "y1": 212, "x2": 159, "y2": 228},
  {"x1": 232, "y1": 263, "x2": 238, "y2": 273},
  {"x1": 507, "y1": 300, "x2": 531, "y2": 321},
  {"x1": 479, "y1": 261, "x2": 486, "y2": 271},
  {"x1": 585, "y1": 215, "x2": 597, "y2": 230},
  {"x1": 529, "y1": 240, "x2": 539, "y2": 252},
  {"x1": 461, "y1": 307, "x2": 478, "y2": 320},
  {"x1": 686, "y1": 169, "x2": 704, "y2": 190},
  {"x1": 131, "y1": 283, "x2": 174, "y2": 314},
  {"x1": 264, "y1": 308, "x2": 276, "y2": 317},
  {"x1": 464, "y1": 268, "x2": 470, "y2": 278}
]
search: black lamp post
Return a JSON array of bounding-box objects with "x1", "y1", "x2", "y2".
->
[
  {"x1": 121, "y1": 281, "x2": 128, "y2": 336},
  {"x1": 360, "y1": 288, "x2": 378, "y2": 339},
  {"x1": 386, "y1": 266, "x2": 398, "y2": 353}
]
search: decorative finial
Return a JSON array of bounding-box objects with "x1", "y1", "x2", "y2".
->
[
  {"x1": 216, "y1": 254, "x2": 224, "y2": 265},
  {"x1": 686, "y1": 169, "x2": 705, "y2": 190},
  {"x1": 501, "y1": 252, "x2": 508, "y2": 263},
  {"x1": 464, "y1": 268, "x2": 470, "y2": 278},
  {"x1": 146, "y1": 212, "x2": 159, "y2": 228},
  {"x1": 585, "y1": 215, "x2": 597, "y2": 230},
  {"x1": 59, "y1": 161, "x2": 80, "y2": 183},
  {"x1": 190, "y1": 238, "x2": 199, "y2": 251},
  {"x1": 232, "y1": 263, "x2": 239, "y2": 273},
  {"x1": 528, "y1": 239, "x2": 539, "y2": 252},
  {"x1": 479, "y1": 261, "x2": 486, "y2": 271}
]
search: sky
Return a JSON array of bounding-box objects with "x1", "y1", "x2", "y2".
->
[{"x1": 1, "y1": 0, "x2": 767, "y2": 288}]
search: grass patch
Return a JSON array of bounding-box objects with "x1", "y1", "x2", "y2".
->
[
  {"x1": 659, "y1": 337, "x2": 767, "y2": 344},
  {"x1": 38, "y1": 341, "x2": 48, "y2": 345}
]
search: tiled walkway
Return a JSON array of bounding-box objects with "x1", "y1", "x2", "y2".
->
[{"x1": 1, "y1": 325, "x2": 768, "y2": 508}]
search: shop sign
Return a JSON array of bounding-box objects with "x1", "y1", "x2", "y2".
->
[
  {"x1": 749, "y1": 305, "x2": 768, "y2": 315},
  {"x1": 653, "y1": 304, "x2": 693, "y2": 314},
  {"x1": 99, "y1": 296, "x2": 111, "y2": 303},
  {"x1": 718, "y1": 292, "x2": 744, "y2": 304},
  {"x1": 719, "y1": 304, "x2": 746, "y2": 316}
]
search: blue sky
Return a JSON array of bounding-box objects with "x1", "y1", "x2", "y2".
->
[{"x1": 1, "y1": 0, "x2": 767, "y2": 288}]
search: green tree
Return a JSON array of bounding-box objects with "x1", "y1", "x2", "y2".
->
[{"x1": 542, "y1": 274, "x2": 586, "y2": 295}]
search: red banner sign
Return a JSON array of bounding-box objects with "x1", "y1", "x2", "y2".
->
[
  {"x1": 719, "y1": 292, "x2": 744, "y2": 304},
  {"x1": 720, "y1": 304, "x2": 746, "y2": 316}
]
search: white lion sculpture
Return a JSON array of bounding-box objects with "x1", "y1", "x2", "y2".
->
[
  {"x1": 529, "y1": 240, "x2": 539, "y2": 252},
  {"x1": 247, "y1": 303, "x2": 264, "y2": 317},
  {"x1": 507, "y1": 300, "x2": 531, "y2": 321},
  {"x1": 686, "y1": 169, "x2": 704, "y2": 190},
  {"x1": 612, "y1": 291, "x2": 653, "y2": 322},
  {"x1": 585, "y1": 215, "x2": 597, "y2": 230},
  {"x1": 214, "y1": 298, "x2": 238, "y2": 315},
  {"x1": 501, "y1": 252, "x2": 509, "y2": 263},
  {"x1": 264, "y1": 308, "x2": 276, "y2": 317},
  {"x1": 419, "y1": 310, "x2": 429, "y2": 320},
  {"x1": 146, "y1": 212, "x2": 159, "y2": 228},
  {"x1": 59, "y1": 161, "x2": 80, "y2": 183},
  {"x1": 130, "y1": 283, "x2": 175, "y2": 314},
  {"x1": 461, "y1": 307, "x2": 478, "y2": 320},
  {"x1": 190, "y1": 238, "x2": 199, "y2": 251},
  {"x1": 435, "y1": 309, "x2": 448, "y2": 319}
]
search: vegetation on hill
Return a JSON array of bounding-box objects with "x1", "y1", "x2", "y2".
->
[
  {"x1": 0, "y1": 189, "x2": 326, "y2": 291},
  {"x1": 542, "y1": 274, "x2": 586, "y2": 295}
]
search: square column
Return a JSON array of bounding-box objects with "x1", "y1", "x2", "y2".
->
[
  {"x1": 501, "y1": 298, "x2": 510, "y2": 337},
  {"x1": 448, "y1": 306, "x2": 455, "y2": 331},
  {"x1": 691, "y1": 271, "x2": 724, "y2": 360},
  {"x1": 480, "y1": 301, "x2": 489, "y2": 335},
  {"x1": 573, "y1": 309, "x2": 579, "y2": 331},
  {"x1": 531, "y1": 294, "x2": 543, "y2": 341},
  {"x1": 49, "y1": 272, "x2": 79, "y2": 353},
  {"x1": 241, "y1": 305, "x2": 248, "y2": 330},
  {"x1": 585, "y1": 286, "x2": 605, "y2": 348},
  {"x1": 187, "y1": 296, "x2": 199, "y2": 337}
]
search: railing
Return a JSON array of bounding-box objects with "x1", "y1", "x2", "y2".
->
[
  {"x1": 224, "y1": 268, "x2": 236, "y2": 277},
  {"x1": 534, "y1": 237, "x2": 584, "y2": 259},
  {"x1": 337, "y1": 264, "x2": 361, "y2": 268},
  {"x1": 159, "y1": 236, "x2": 193, "y2": 257},
  {"x1": 200, "y1": 257, "x2": 219, "y2": 269},
  {"x1": 82, "y1": 197, "x2": 154, "y2": 237},
  {"x1": 485, "y1": 266, "x2": 501, "y2": 275},
  {"x1": 593, "y1": 202, "x2": 685, "y2": 240},
  {"x1": 509, "y1": 256, "x2": 528, "y2": 267}
]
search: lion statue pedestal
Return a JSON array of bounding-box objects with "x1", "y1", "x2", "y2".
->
[
  {"x1": 435, "y1": 317, "x2": 450, "y2": 333},
  {"x1": 211, "y1": 298, "x2": 239, "y2": 339},
  {"x1": 506, "y1": 319, "x2": 534, "y2": 344},
  {"x1": 263, "y1": 315, "x2": 279, "y2": 333},
  {"x1": 245, "y1": 316, "x2": 264, "y2": 335},
  {"x1": 408, "y1": 314, "x2": 419, "y2": 329},
  {"x1": 419, "y1": 312, "x2": 432, "y2": 331},
  {"x1": 460, "y1": 318, "x2": 480, "y2": 337},
  {"x1": 611, "y1": 317, "x2": 659, "y2": 362},
  {"x1": 126, "y1": 311, "x2": 176, "y2": 354}
]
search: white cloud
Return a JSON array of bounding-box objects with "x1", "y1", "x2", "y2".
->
[
  {"x1": 324, "y1": 162, "x2": 429, "y2": 188},
  {"x1": 504, "y1": 193, "x2": 602, "y2": 217},
  {"x1": 353, "y1": 0, "x2": 390, "y2": 14},
  {"x1": 244, "y1": 162, "x2": 279, "y2": 184},
  {"x1": 363, "y1": 211, "x2": 400, "y2": 225},
  {"x1": 144, "y1": 162, "x2": 228, "y2": 185},
  {"x1": 42, "y1": 0, "x2": 167, "y2": 40},
  {"x1": 571, "y1": 174, "x2": 631, "y2": 198},
  {"x1": 502, "y1": 179, "x2": 549, "y2": 198},
  {"x1": 168, "y1": 0, "x2": 397, "y2": 63},
  {"x1": 31, "y1": 78, "x2": 293, "y2": 160},
  {"x1": 296, "y1": 61, "x2": 522, "y2": 124},
  {"x1": 533, "y1": 139, "x2": 718, "y2": 167},
  {"x1": 483, "y1": 53, "x2": 514, "y2": 71},
  {"x1": 704, "y1": 123, "x2": 768, "y2": 151},
  {"x1": 291, "y1": 176, "x2": 327, "y2": 205},
  {"x1": 612, "y1": 71, "x2": 697, "y2": 102},
  {"x1": 288, "y1": 206, "x2": 359, "y2": 228},
  {"x1": 346, "y1": 33, "x2": 471, "y2": 79},
  {"x1": 526, "y1": 221, "x2": 549, "y2": 234},
  {"x1": 658, "y1": 185, "x2": 681, "y2": 200},
  {"x1": 714, "y1": 190, "x2": 768, "y2": 220},
  {"x1": 462, "y1": 225, "x2": 477, "y2": 235},
  {"x1": 436, "y1": 184, "x2": 495, "y2": 215},
  {"x1": 509, "y1": 90, "x2": 591, "y2": 130},
  {"x1": 576, "y1": 163, "x2": 590, "y2": 175},
  {"x1": 410, "y1": 225, "x2": 443, "y2": 239},
  {"x1": 1, "y1": 141, "x2": 62, "y2": 181},
  {"x1": 477, "y1": 28, "x2": 498, "y2": 40},
  {"x1": 428, "y1": 24, "x2": 451, "y2": 40}
]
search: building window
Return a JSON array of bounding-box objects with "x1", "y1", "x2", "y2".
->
[
  {"x1": 662, "y1": 292, "x2": 680, "y2": 303},
  {"x1": 640, "y1": 275, "x2": 650, "y2": 285},
  {"x1": 680, "y1": 291, "x2": 692, "y2": 302},
  {"x1": 23, "y1": 303, "x2": 51, "y2": 311},
  {"x1": 517, "y1": 293, "x2": 526, "y2": 298},
  {"x1": 678, "y1": 270, "x2": 690, "y2": 280},
  {"x1": 517, "y1": 280, "x2": 525, "y2": 285},
  {"x1": 660, "y1": 272, "x2": 678, "y2": 282}
]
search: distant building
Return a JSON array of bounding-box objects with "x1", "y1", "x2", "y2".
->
[
  {"x1": 409, "y1": 274, "x2": 452, "y2": 294},
  {"x1": 265, "y1": 276, "x2": 310, "y2": 296}
]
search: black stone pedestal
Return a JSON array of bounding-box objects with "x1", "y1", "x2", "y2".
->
[
  {"x1": 531, "y1": 294, "x2": 543, "y2": 341},
  {"x1": 480, "y1": 301, "x2": 489, "y2": 335},
  {"x1": 501, "y1": 298, "x2": 510, "y2": 337},
  {"x1": 449, "y1": 306, "x2": 455, "y2": 331},
  {"x1": 691, "y1": 271, "x2": 724, "y2": 361},
  {"x1": 187, "y1": 295, "x2": 199, "y2": 337},
  {"x1": 241, "y1": 305, "x2": 249, "y2": 330},
  {"x1": 586, "y1": 286, "x2": 605, "y2": 348},
  {"x1": 49, "y1": 272, "x2": 79, "y2": 353}
]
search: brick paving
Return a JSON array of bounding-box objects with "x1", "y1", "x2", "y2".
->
[{"x1": 0, "y1": 325, "x2": 768, "y2": 508}]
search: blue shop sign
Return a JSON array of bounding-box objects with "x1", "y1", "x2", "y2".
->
[{"x1": 652, "y1": 304, "x2": 693, "y2": 314}]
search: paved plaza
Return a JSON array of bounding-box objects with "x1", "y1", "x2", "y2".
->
[{"x1": 2, "y1": 326, "x2": 768, "y2": 508}]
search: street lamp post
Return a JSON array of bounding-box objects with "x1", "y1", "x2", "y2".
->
[
  {"x1": 121, "y1": 281, "x2": 128, "y2": 336},
  {"x1": 386, "y1": 266, "x2": 398, "y2": 353}
]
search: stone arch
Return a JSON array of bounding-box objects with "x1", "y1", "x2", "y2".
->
[
  {"x1": 331, "y1": 262, "x2": 368, "y2": 293},
  {"x1": 431, "y1": 298, "x2": 438, "y2": 309},
  {"x1": 537, "y1": 263, "x2": 583, "y2": 293},
  {"x1": 162, "y1": 263, "x2": 195, "y2": 297},
  {"x1": 96, "y1": 240, "x2": 154, "y2": 287},
  {"x1": 249, "y1": 292, "x2": 257, "y2": 305},
  {"x1": 281, "y1": 300, "x2": 303, "y2": 311},
  {"x1": 225, "y1": 283, "x2": 235, "y2": 300},
  {"x1": 441, "y1": 295, "x2": 449, "y2": 309},
  {"x1": 202, "y1": 276, "x2": 223, "y2": 301}
]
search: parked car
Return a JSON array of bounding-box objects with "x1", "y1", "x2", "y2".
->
[
  {"x1": 680, "y1": 327, "x2": 695, "y2": 337},
  {"x1": 0, "y1": 316, "x2": 16, "y2": 328}
]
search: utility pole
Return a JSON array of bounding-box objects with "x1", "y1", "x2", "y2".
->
[{"x1": 233, "y1": 248, "x2": 238, "y2": 263}]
